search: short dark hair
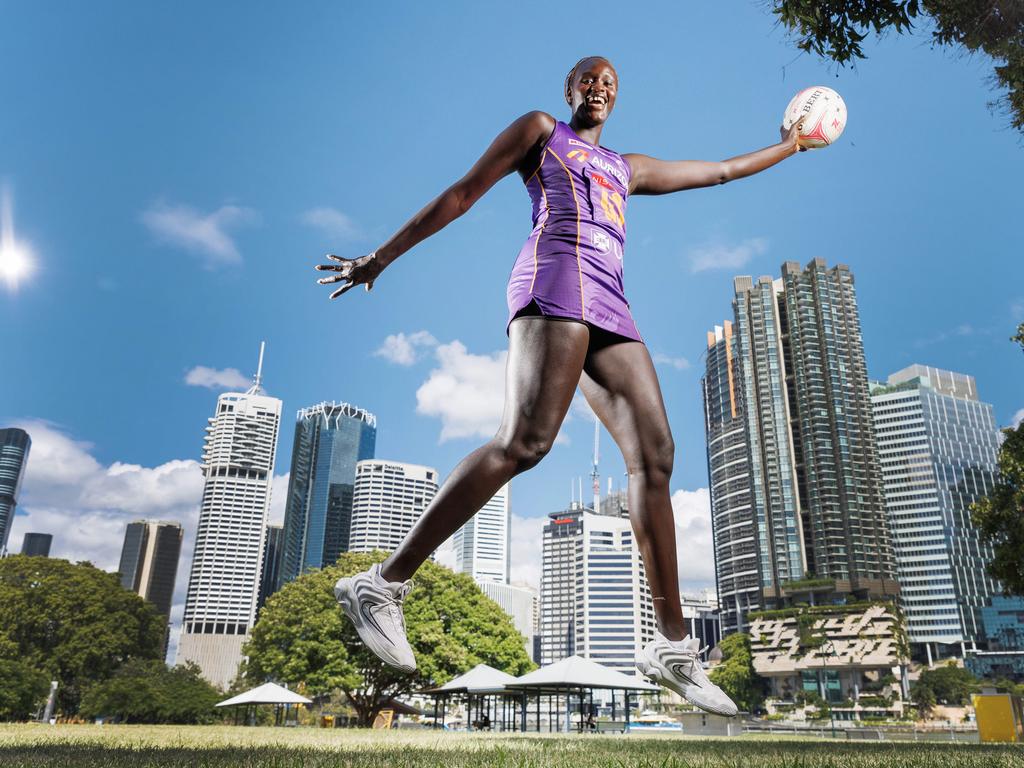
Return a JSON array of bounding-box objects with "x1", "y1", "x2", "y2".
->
[{"x1": 564, "y1": 56, "x2": 612, "y2": 103}]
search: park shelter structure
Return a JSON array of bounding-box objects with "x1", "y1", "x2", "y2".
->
[
  {"x1": 423, "y1": 656, "x2": 659, "y2": 733},
  {"x1": 216, "y1": 682, "x2": 312, "y2": 726},
  {"x1": 422, "y1": 664, "x2": 521, "y2": 731}
]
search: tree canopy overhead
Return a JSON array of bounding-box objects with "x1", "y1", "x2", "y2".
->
[
  {"x1": 772, "y1": 1, "x2": 1024, "y2": 133},
  {"x1": 0, "y1": 556, "x2": 164, "y2": 715},
  {"x1": 245, "y1": 551, "x2": 534, "y2": 726}
]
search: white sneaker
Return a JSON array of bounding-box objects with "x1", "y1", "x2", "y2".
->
[
  {"x1": 636, "y1": 632, "x2": 738, "y2": 717},
  {"x1": 334, "y1": 563, "x2": 416, "y2": 673}
]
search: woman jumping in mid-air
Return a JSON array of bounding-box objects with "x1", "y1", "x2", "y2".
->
[{"x1": 320, "y1": 57, "x2": 807, "y2": 717}]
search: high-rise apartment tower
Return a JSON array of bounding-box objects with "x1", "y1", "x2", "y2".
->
[{"x1": 704, "y1": 261, "x2": 899, "y2": 634}]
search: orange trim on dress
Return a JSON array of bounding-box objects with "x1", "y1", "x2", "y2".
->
[
  {"x1": 545, "y1": 146, "x2": 586, "y2": 321},
  {"x1": 529, "y1": 157, "x2": 549, "y2": 295}
]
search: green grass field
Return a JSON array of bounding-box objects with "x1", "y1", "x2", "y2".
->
[{"x1": 0, "y1": 725, "x2": 1021, "y2": 767}]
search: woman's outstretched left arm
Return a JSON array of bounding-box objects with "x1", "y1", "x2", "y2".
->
[{"x1": 624, "y1": 120, "x2": 805, "y2": 195}]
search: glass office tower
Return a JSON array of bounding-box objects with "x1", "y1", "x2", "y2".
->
[
  {"x1": 871, "y1": 365, "x2": 1002, "y2": 659},
  {"x1": 0, "y1": 427, "x2": 31, "y2": 555},
  {"x1": 278, "y1": 401, "x2": 376, "y2": 586}
]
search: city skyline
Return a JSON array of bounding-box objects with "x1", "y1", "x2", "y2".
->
[{"x1": 2, "y1": 3, "x2": 1023, "y2": 668}]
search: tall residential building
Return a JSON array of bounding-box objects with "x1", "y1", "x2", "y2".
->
[
  {"x1": 20, "y1": 532, "x2": 52, "y2": 557},
  {"x1": 702, "y1": 321, "x2": 761, "y2": 636},
  {"x1": 539, "y1": 501, "x2": 655, "y2": 676},
  {"x1": 0, "y1": 427, "x2": 31, "y2": 555},
  {"x1": 871, "y1": 365, "x2": 1002, "y2": 659},
  {"x1": 454, "y1": 483, "x2": 510, "y2": 584},
  {"x1": 478, "y1": 580, "x2": 538, "y2": 659},
  {"x1": 704, "y1": 261, "x2": 899, "y2": 634},
  {"x1": 177, "y1": 348, "x2": 282, "y2": 689},
  {"x1": 278, "y1": 402, "x2": 376, "y2": 587},
  {"x1": 257, "y1": 524, "x2": 283, "y2": 611},
  {"x1": 347, "y1": 460, "x2": 438, "y2": 553}
]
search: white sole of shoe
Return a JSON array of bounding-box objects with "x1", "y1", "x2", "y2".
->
[
  {"x1": 636, "y1": 659, "x2": 736, "y2": 717},
  {"x1": 335, "y1": 576, "x2": 416, "y2": 674}
]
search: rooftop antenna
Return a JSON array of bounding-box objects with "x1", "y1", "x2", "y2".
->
[
  {"x1": 247, "y1": 341, "x2": 266, "y2": 395},
  {"x1": 591, "y1": 417, "x2": 600, "y2": 515},
  {"x1": 578, "y1": 477, "x2": 583, "y2": 511},
  {"x1": 571, "y1": 478, "x2": 576, "y2": 509}
]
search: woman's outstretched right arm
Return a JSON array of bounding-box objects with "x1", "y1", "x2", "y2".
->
[{"x1": 316, "y1": 111, "x2": 555, "y2": 298}]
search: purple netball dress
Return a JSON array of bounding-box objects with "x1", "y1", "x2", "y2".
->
[{"x1": 506, "y1": 120, "x2": 643, "y2": 343}]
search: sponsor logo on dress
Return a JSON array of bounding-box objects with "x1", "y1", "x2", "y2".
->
[
  {"x1": 568, "y1": 138, "x2": 592, "y2": 148},
  {"x1": 567, "y1": 149, "x2": 591, "y2": 163},
  {"x1": 592, "y1": 230, "x2": 610, "y2": 253},
  {"x1": 590, "y1": 155, "x2": 627, "y2": 187}
]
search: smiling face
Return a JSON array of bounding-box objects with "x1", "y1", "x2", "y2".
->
[{"x1": 565, "y1": 57, "x2": 617, "y2": 126}]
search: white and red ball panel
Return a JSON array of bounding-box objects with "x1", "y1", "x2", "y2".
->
[{"x1": 783, "y1": 86, "x2": 847, "y2": 149}]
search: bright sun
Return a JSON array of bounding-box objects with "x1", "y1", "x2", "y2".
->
[
  {"x1": 0, "y1": 188, "x2": 34, "y2": 291},
  {"x1": 0, "y1": 241, "x2": 33, "y2": 290}
]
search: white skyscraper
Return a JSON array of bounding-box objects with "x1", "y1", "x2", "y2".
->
[
  {"x1": 454, "y1": 483, "x2": 510, "y2": 584},
  {"x1": 871, "y1": 365, "x2": 1001, "y2": 661},
  {"x1": 478, "y1": 581, "x2": 538, "y2": 659},
  {"x1": 177, "y1": 346, "x2": 281, "y2": 689},
  {"x1": 347, "y1": 460, "x2": 439, "y2": 553},
  {"x1": 540, "y1": 503, "x2": 655, "y2": 676}
]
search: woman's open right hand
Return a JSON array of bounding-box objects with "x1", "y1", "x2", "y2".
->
[{"x1": 315, "y1": 252, "x2": 383, "y2": 299}]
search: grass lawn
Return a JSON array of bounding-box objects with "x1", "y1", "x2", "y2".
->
[{"x1": 0, "y1": 724, "x2": 1020, "y2": 767}]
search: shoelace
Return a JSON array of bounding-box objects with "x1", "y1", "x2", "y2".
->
[{"x1": 386, "y1": 580, "x2": 414, "y2": 633}]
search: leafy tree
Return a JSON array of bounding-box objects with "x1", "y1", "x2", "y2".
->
[
  {"x1": 0, "y1": 556, "x2": 164, "y2": 714},
  {"x1": 709, "y1": 633, "x2": 767, "y2": 713},
  {"x1": 0, "y1": 658, "x2": 50, "y2": 721},
  {"x1": 79, "y1": 660, "x2": 221, "y2": 724},
  {"x1": 913, "y1": 661, "x2": 978, "y2": 706},
  {"x1": 245, "y1": 552, "x2": 534, "y2": 727},
  {"x1": 970, "y1": 326, "x2": 1024, "y2": 595},
  {"x1": 772, "y1": 1, "x2": 1024, "y2": 133}
]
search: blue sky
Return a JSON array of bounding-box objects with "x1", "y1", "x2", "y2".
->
[{"x1": 2, "y1": 2, "x2": 1022, "y2": 609}]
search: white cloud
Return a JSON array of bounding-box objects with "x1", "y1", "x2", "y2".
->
[
  {"x1": 416, "y1": 341, "x2": 508, "y2": 442},
  {"x1": 142, "y1": 201, "x2": 257, "y2": 268},
  {"x1": 670, "y1": 488, "x2": 716, "y2": 593},
  {"x1": 1011, "y1": 299, "x2": 1024, "y2": 322},
  {"x1": 688, "y1": 237, "x2": 768, "y2": 273},
  {"x1": 374, "y1": 331, "x2": 438, "y2": 366},
  {"x1": 302, "y1": 207, "x2": 362, "y2": 240},
  {"x1": 509, "y1": 513, "x2": 545, "y2": 590},
  {"x1": 652, "y1": 352, "x2": 691, "y2": 371},
  {"x1": 267, "y1": 473, "x2": 290, "y2": 526},
  {"x1": 184, "y1": 365, "x2": 251, "y2": 390},
  {"x1": 1012, "y1": 409, "x2": 1024, "y2": 428}
]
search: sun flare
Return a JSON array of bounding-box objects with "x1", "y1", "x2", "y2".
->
[{"x1": 0, "y1": 188, "x2": 34, "y2": 291}]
